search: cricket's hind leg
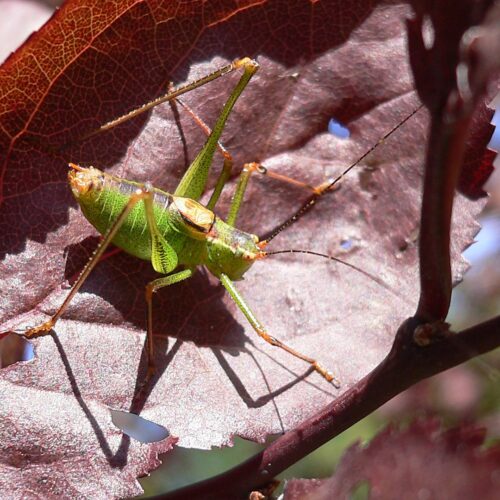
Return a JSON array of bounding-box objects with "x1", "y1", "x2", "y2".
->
[
  {"x1": 173, "y1": 96, "x2": 234, "y2": 211},
  {"x1": 217, "y1": 272, "x2": 340, "y2": 387},
  {"x1": 173, "y1": 91, "x2": 334, "y2": 220}
]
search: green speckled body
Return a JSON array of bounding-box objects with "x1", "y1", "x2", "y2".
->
[{"x1": 71, "y1": 170, "x2": 260, "y2": 281}]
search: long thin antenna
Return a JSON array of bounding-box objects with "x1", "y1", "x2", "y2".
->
[
  {"x1": 265, "y1": 249, "x2": 403, "y2": 299},
  {"x1": 262, "y1": 104, "x2": 424, "y2": 244}
]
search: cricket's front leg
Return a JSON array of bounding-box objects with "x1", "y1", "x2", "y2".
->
[{"x1": 217, "y1": 272, "x2": 340, "y2": 387}]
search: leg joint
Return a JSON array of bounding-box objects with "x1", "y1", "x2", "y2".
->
[
  {"x1": 243, "y1": 162, "x2": 264, "y2": 174},
  {"x1": 257, "y1": 328, "x2": 280, "y2": 347},
  {"x1": 145, "y1": 283, "x2": 155, "y2": 301}
]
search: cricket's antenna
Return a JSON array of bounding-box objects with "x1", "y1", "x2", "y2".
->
[
  {"x1": 265, "y1": 248, "x2": 401, "y2": 298},
  {"x1": 262, "y1": 104, "x2": 424, "y2": 244}
]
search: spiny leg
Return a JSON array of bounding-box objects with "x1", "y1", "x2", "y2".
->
[
  {"x1": 174, "y1": 58, "x2": 259, "y2": 202},
  {"x1": 175, "y1": 97, "x2": 326, "y2": 214},
  {"x1": 218, "y1": 272, "x2": 339, "y2": 387},
  {"x1": 224, "y1": 161, "x2": 339, "y2": 228},
  {"x1": 252, "y1": 164, "x2": 335, "y2": 195},
  {"x1": 144, "y1": 269, "x2": 193, "y2": 380},
  {"x1": 22, "y1": 180, "x2": 150, "y2": 339},
  {"x1": 173, "y1": 96, "x2": 234, "y2": 211},
  {"x1": 79, "y1": 58, "x2": 256, "y2": 143}
]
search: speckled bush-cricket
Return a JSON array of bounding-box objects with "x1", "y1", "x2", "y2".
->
[{"x1": 18, "y1": 57, "x2": 419, "y2": 387}]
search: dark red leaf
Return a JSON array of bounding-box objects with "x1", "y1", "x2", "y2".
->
[
  {"x1": 283, "y1": 419, "x2": 500, "y2": 500},
  {"x1": 0, "y1": 0, "x2": 495, "y2": 496},
  {"x1": 459, "y1": 104, "x2": 496, "y2": 199}
]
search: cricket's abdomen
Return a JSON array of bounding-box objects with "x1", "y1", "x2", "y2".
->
[{"x1": 68, "y1": 166, "x2": 202, "y2": 265}]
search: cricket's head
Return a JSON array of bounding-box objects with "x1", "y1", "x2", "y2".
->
[
  {"x1": 68, "y1": 162, "x2": 134, "y2": 212},
  {"x1": 67, "y1": 163, "x2": 134, "y2": 242},
  {"x1": 68, "y1": 163, "x2": 106, "y2": 199},
  {"x1": 68, "y1": 163, "x2": 122, "y2": 232}
]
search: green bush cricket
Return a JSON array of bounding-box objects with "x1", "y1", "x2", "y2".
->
[{"x1": 17, "y1": 57, "x2": 420, "y2": 388}]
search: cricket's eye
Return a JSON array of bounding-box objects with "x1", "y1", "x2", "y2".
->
[{"x1": 172, "y1": 197, "x2": 215, "y2": 234}]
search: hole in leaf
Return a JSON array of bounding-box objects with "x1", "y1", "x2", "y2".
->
[
  {"x1": 328, "y1": 118, "x2": 350, "y2": 139},
  {"x1": 0, "y1": 334, "x2": 33, "y2": 368},
  {"x1": 23, "y1": 340, "x2": 34, "y2": 361},
  {"x1": 110, "y1": 410, "x2": 170, "y2": 443},
  {"x1": 340, "y1": 238, "x2": 353, "y2": 251}
]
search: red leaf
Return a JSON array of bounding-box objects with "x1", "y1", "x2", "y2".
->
[
  {"x1": 459, "y1": 102, "x2": 496, "y2": 199},
  {"x1": 0, "y1": 0, "x2": 495, "y2": 496}
]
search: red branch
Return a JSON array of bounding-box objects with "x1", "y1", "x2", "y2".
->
[{"x1": 408, "y1": 0, "x2": 497, "y2": 322}]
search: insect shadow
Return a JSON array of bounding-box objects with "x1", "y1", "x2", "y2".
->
[
  {"x1": 48, "y1": 331, "x2": 130, "y2": 468},
  {"x1": 49, "y1": 237, "x2": 326, "y2": 468},
  {"x1": 63, "y1": 238, "x2": 320, "y2": 397}
]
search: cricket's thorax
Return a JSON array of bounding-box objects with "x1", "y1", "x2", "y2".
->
[
  {"x1": 204, "y1": 218, "x2": 260, "y2": 280},
  {"x1": 68, "y1": 166, "x2": 262, "y2": 280}
]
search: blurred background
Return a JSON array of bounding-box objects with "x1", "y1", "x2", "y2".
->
[{"x1": 0, "y1": 1, "x2": 498, "y2": 496}]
